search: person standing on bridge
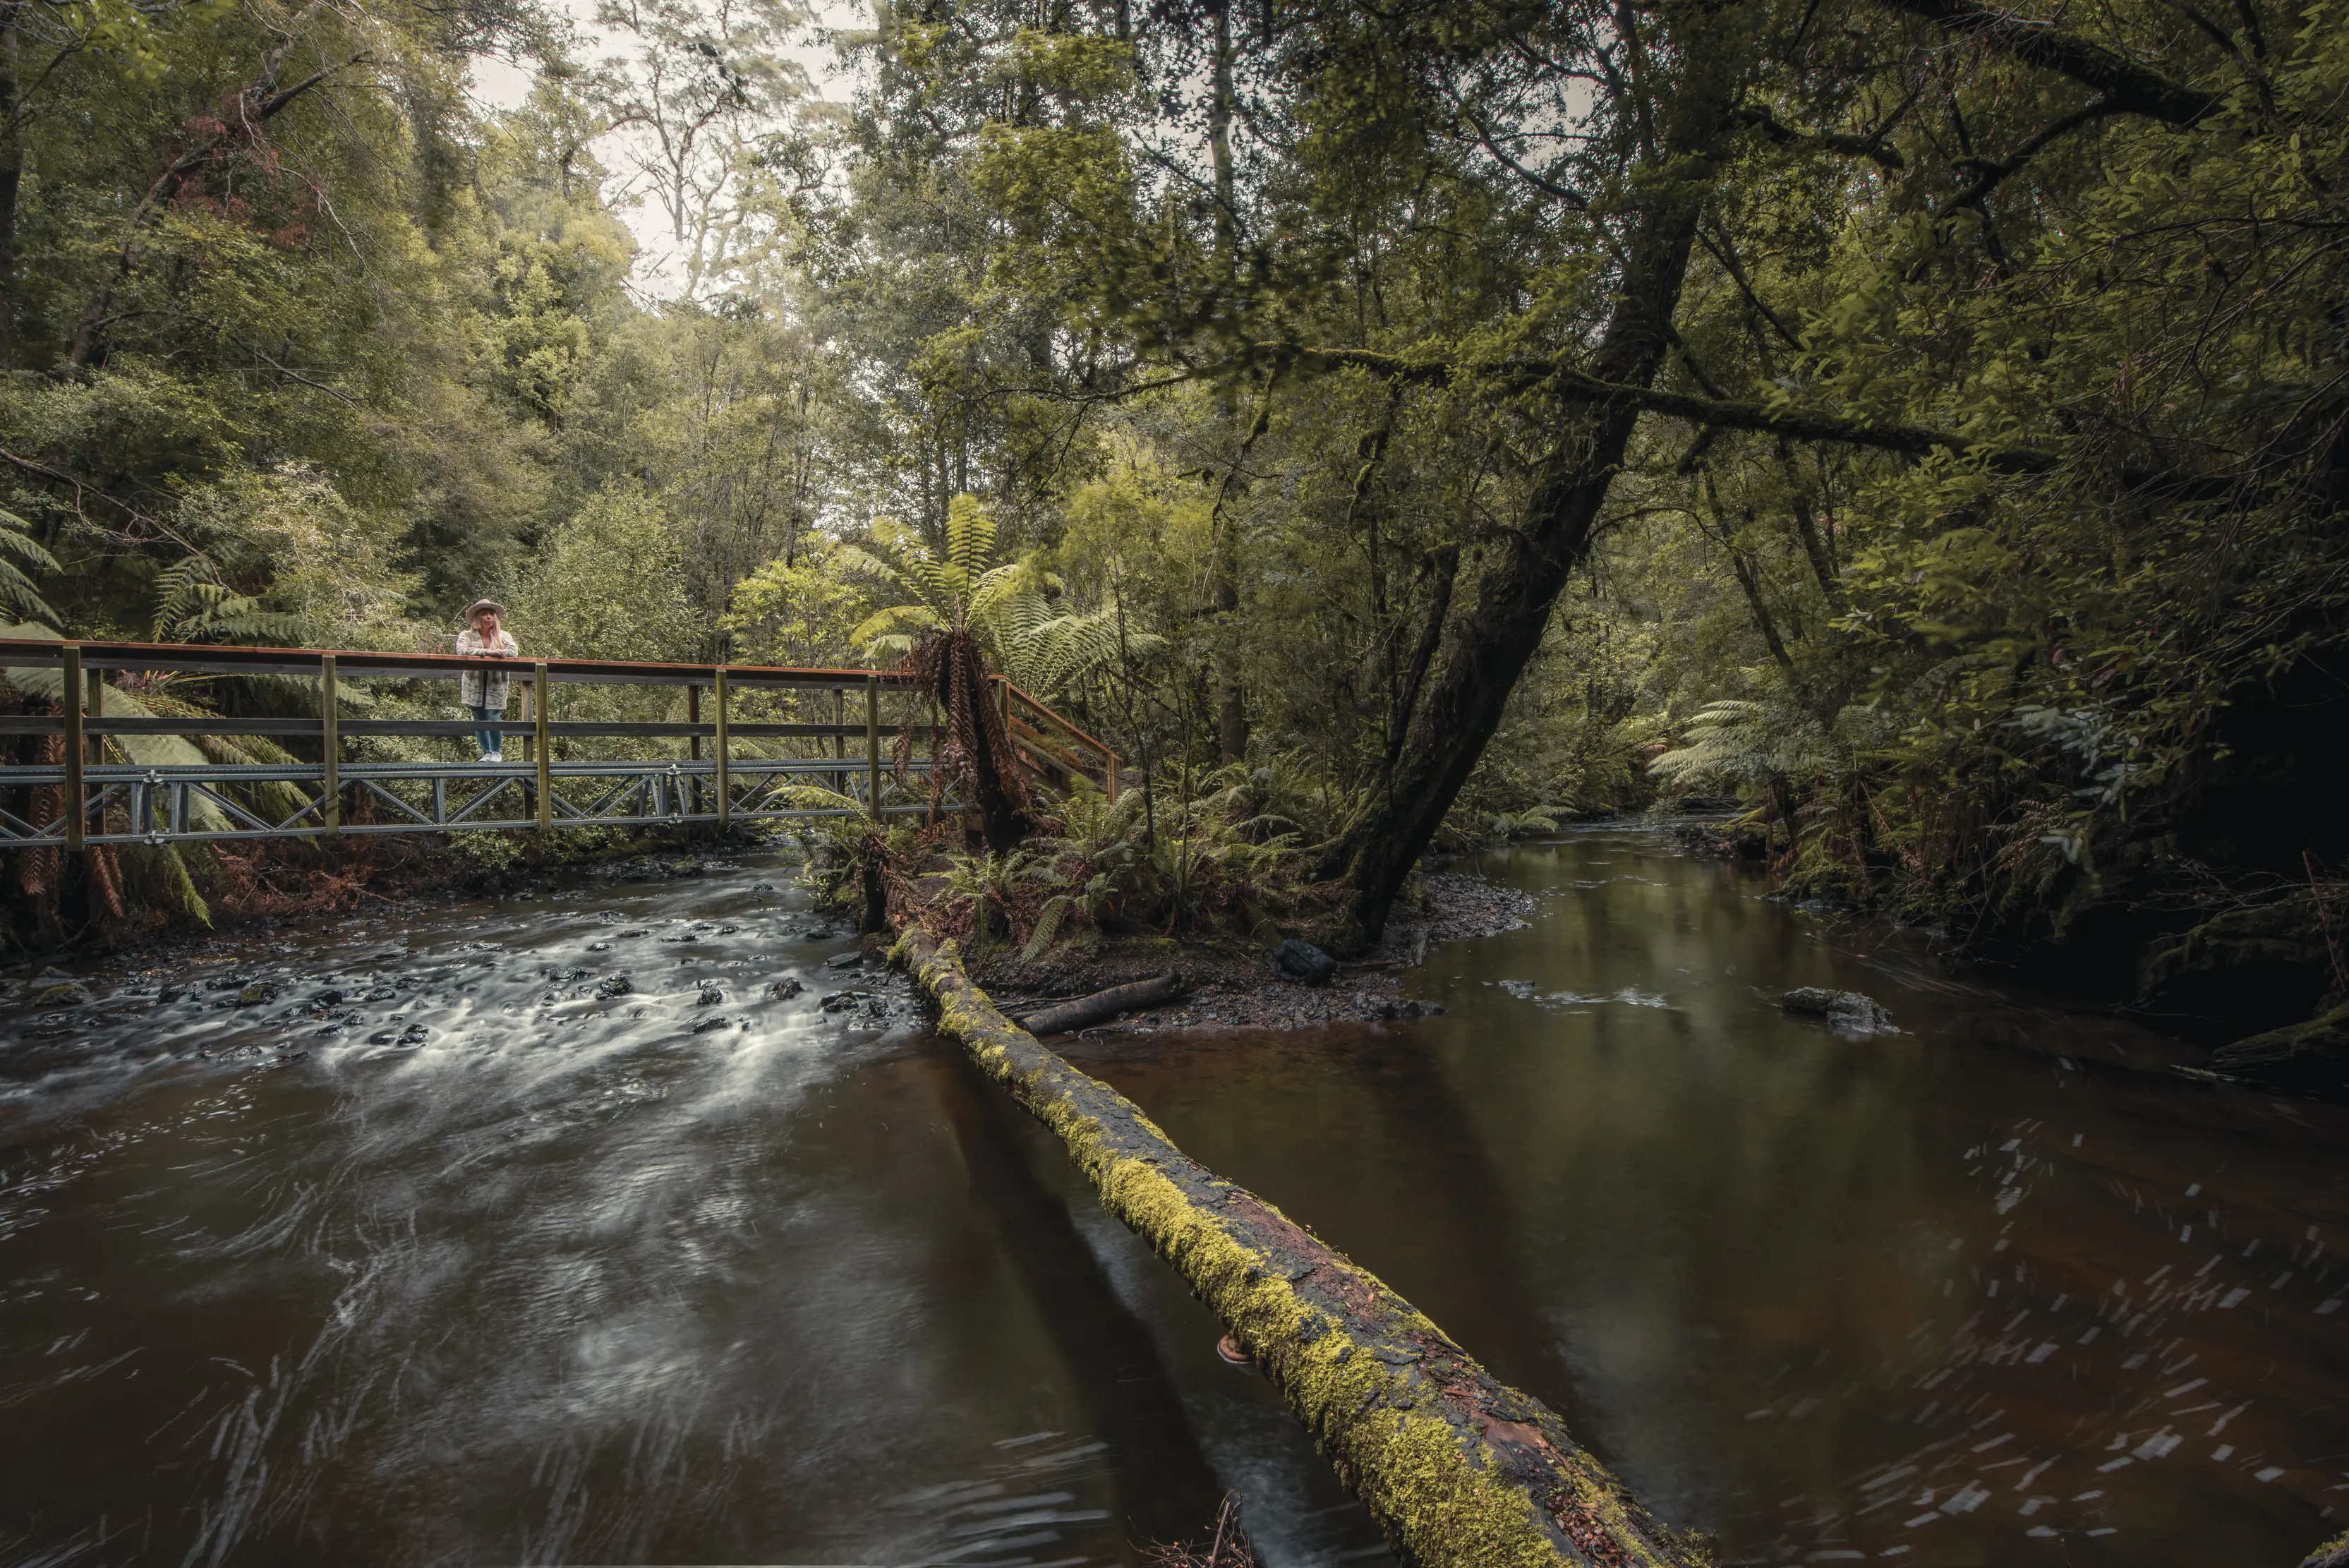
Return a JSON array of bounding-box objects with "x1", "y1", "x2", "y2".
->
[{"x1": 456, "y1": 599, "x2": 521, "y2": 763}]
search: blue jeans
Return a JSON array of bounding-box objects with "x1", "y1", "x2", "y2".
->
[{"x1": 473, "y1": 706, "x2": 501, "y2": 756}]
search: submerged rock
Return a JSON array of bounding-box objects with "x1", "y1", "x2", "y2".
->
[
  {"x1": 1271, "y1": 939, "x2": 1339, "y2": 987},
  {"x1": 35, "y1": 982, "x2": 91, "y2": 1006},
  {"x1": 1364, "y1": 995, "x2": 1445, "y2": 1020},
  {"x1": 1781, "y1": 987, "x2": 1895, "y2": 1033}
]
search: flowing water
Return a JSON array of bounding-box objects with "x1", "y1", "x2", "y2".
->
[{"x1": 1, "y1": 828, "x2": 2345, "y2": 1567}]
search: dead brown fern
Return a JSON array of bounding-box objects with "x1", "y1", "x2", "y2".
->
[{"x1": 895, "y1": 626, "x2": 1030, "y2": 853}]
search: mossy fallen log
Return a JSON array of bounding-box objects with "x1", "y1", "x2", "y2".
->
[
  {"x1": 895, "y1": 927, "x2": 1704, "y2": 1568},
  {"x1": 2206, "y1": 1003, "x2": 2349, "y2": 1094}
]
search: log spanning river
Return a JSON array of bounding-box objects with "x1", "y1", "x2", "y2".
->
[{"x1": 2, "y1": 826, "x2": 2345, "y2": 1567}]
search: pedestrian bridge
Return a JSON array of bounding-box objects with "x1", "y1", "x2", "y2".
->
[{"x1": 0, "y1": 639, "x2": 1118, "y2": 849}]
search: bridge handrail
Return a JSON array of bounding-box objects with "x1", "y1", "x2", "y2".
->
[{"x1": 0, "y1": 637, "x2": 924, "y2": 689}]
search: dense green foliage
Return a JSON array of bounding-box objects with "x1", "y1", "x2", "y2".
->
[{"x1": 3, "y1": 0, "x2": 2345, "y2": 1037}]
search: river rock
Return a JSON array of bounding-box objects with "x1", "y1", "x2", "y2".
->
[
  {"x1": 594, "y1": 975, "x2": 634, "y2": 999},
  {"x1": 235, "y1": 982, "x2": 279, "y2": 1007},
  {"x1": 1271, "y1": 939, "x2": 1339, "y2": 987},
  {"x1": 769, "y1": 977, "x2": 806, "y2": 1000},
  {"x1": 1370, "y1": 997, "x2": 1446, "y2": 1020},
  {"x1": 157, "y1": 984, "x2": 185, "y2": 1004},
  {"x1": 696, "y1": 983, "x2": 725, "y2": 1006},
  {"x1": 819, "y1": 989, "x2": 869, "y2": 1013},
  {"x1": 824, "y1": 951, "x2": 866, "y2": 971},
  {"x1": 35, "y1": 981, "x2": 91, "y2": 1006},
  {"x1": 690, "y1": 1015, "x2": 732, "y2": 1035},
  {"x1": 1781, "y1": 987, "x2": 1895, "y2": 1033}
]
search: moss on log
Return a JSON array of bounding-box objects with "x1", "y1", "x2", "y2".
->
[
  {"x1": 2207, "y1": 1003, "x2": 2349, "y2": 1092},
  {"x1": 895, "y1": 928, "x2": 1705, "y2": 1568}
]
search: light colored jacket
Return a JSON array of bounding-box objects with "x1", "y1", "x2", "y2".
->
[{"x1": 455, "y1": 627, "x2": 521, "y2": 709}]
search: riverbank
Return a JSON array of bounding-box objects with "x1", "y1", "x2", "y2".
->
[{"x1": 965, "y1": 869, "x2": 1538, "y2": 1032}]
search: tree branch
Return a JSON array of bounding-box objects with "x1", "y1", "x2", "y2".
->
[
  {"x1": 1876, "y1": 0, "x2": 2221, "y2": 125},
  {"x1": 1732, "y1": 103, "x2": 1905, "y2": 168},
  {"x1": 1245, "y1": 343, "x2": 2234, "y2": 496},
  {"x1": 1938, "y1": 95, "x2": 2127, "y2": 214}
]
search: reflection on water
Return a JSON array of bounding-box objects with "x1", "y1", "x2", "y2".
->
[
  {"x1": 1068, "y1": 830, "x2": 2349, "y2": 1566},
  {"x1": 4, "y1": 829, "x2": 2345, "y2": 1567},
  {"x1": 0, "y1": 867, "x2": 1382, "y2": 1567}
]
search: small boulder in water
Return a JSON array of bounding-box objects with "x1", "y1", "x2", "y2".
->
[
  {"x1": 696, "y1": 983, "x2": 725, "y2": 1006},
  {"x1": 824, "y1": 951, "x2": 866, "y2": 971},
  {"x1": 234, "y1": 982, "x2": 278, "y2": 1008},
  {"x1": 594, "y1": 975, "x2": 634, "y2": 1000},
  {"x1": 769, "y1": 977, "x2": 806, "y2": 1000},
  {"x1": 1270, "y1": 939, "x2": 1339, "y2": 987},
  {"x1": 35, "y1": 981, "x2": 91, "y2": 1006},
  {"x1": 1781, "y1": 987, "x2": 1895, "y2": 1033}
]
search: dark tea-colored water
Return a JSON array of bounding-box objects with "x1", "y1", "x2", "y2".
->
[{"x1": 3, "y1": 828, "x2": 2344, "y2": 1567}]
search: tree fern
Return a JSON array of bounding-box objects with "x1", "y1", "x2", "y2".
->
[
  {"x1": 1650, "y1": 699, "x2": 1835, "y2": 792},
  {"x1": 0, "y1": 509, "x2": 59, "y2": 625}
]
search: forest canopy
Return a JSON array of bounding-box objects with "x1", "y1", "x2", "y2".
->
[{"x1": 4, "y1": 0, "x2": 2346, "y2": 1035}]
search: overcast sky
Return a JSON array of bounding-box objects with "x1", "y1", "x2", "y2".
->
[{"x1": 466, "y1": 1, "x2": 870, "y2": 299}]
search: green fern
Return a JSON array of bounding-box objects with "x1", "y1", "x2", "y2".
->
[{"x1": 0, "y1": 509, "x2": 59, "y2": 624}]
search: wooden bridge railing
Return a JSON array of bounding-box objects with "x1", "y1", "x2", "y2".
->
[{"x1": 0, "y1": 638, "x2": 1120, "y2": 849}]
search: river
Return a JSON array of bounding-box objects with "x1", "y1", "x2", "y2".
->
[{"x1": 1, "y1": 826, "x2": 2344, "y2": 1567}]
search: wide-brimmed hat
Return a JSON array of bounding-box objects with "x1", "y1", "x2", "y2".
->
[{"x1": 463, "y1": 598, "x2": 505, "y2": 622}]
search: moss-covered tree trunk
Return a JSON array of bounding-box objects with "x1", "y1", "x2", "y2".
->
[
  {"x1": 1325, "y1": 28, "x2": 1743, "y2": 952},
  {"x1": 898, "y1": 929, "x2": 1703, "y2": 1568}
]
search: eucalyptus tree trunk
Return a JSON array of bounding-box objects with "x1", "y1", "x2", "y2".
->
[{"x1": 1328, "y1": 25, "x2": 1746, "y2": 951}]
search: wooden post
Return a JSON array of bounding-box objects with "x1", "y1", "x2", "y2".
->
[
  {"x1": 864, "y1": 673, "x2": 881, "y2": 820},
  {"x1": 62, "y1": 644, "x2": 84, "y2": 850},
  {"x1": 1106, "y1": 753, "x2": 1119, "y2": 804},
  {"x1": 833, "y1": 685, "x2": 844, "y2": 759},
  {"x1": 320, "y1": 653, "x2": 340, "y2": 838},
  {"x1": 687, "y1": 683, "x2": 701, "y2": 815},
  {"x1": 533, "y1": 663, "x2": 551, "y2": 832},
  {"x1": 713, "y1": 667, "x2": 731, "y2": 831}
]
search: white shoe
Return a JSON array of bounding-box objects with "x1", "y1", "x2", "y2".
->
[{"x1": 483, "y1": 752, "x2": 502, "y2": 764}]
